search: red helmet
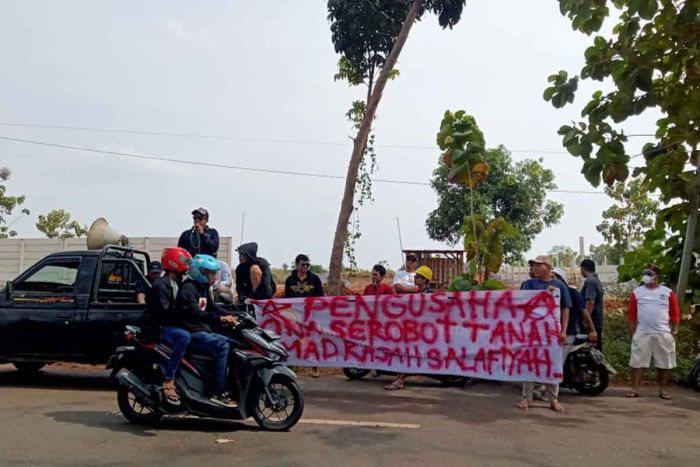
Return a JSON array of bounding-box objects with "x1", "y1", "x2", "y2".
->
[{"x1": 161, "y1": 247, "x2": 192, "y2": 273}]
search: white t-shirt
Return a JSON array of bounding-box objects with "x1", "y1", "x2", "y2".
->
[
  {"x1": 629, "y1": 285, "x2": 679, "y2": 334},
  {"x1": 392, "y1": 270, "x2": 416, "y2": 288}
]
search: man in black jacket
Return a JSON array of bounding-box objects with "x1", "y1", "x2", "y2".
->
[
  {"x1": 178, "y1": 207, "x2": 220, "y2": 258},
  {"x1": 284, "y1": 254, "x2": 324, "y2": 298},
  {"x1": 235, "y1": 242, "x2": 275, "y2": 303},
  {"x1": 175, "y1": 256, "x2": 239, "y2": 408}
]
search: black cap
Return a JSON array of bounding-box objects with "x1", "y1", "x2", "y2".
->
[
  {"x1": 191, "y1": 207, "x2": 209, "y2": 218},
  {"x1": 148, "y1": 261, "x2": 163, "y2": 273}
]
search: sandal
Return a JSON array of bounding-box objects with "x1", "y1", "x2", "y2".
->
[
  {"x1": 659, "y1": 392, "x2": 672, "y2": 400},
  {"x1": 516, "y1": 400, "x2": 530, "y2": 410},
  {"x1": 162, "y1": 380, "x2": 181, "y2": 405},
  {"x1": 384, "y1": 381, "x2": 404, "y2": 390},
  {"x1": 625, "y1": 391, "x2": 640, "y2": 398}
]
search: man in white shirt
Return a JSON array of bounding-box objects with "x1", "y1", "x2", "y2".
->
[
  {"x1": 626, "y1": 264, "x2": 680, "y2": 400},
  {"x1": 393, "y1": 252, "x2": 419, "y2": 294}
]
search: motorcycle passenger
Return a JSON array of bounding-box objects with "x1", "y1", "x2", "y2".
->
[
  {"x1": 385, "y1": 266, "x2": 434, "y2": 391},
  {"x1": 146, "y1": 247, "x2": 192, "y2": 406},
  {"x1": 176, "y1": 254, "x2": 239, "y2": 408}
]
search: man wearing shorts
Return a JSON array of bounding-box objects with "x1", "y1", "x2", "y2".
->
[{"x1": 626, "y1": 264, "x2": 680, "y2": 400}]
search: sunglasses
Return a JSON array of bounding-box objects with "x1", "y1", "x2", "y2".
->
[
  {"x1": 642, "y1": 270, "x2": 656, "y2": 277},
  {"x1": 406, "y1": 257, "x2": 417, "y2": 262},
  {"x1": 193, "y1": 215, "x2": 204, "y2": 221},
  {"x1": 300, "y1": 262, "x2": 311, "y2": 267}
]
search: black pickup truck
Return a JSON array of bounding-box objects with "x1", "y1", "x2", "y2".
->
[{"x1": 0, "y1": 245, "x2": 151, "y2": 371}]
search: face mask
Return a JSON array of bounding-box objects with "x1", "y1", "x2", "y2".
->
[{"x1": 642, "y1": 275, "x2": 655, "y2": 285}]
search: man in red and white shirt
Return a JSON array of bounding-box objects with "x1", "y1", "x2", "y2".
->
[{"x1": 626, "y1": 264, "x2": 680, "y2": 399}]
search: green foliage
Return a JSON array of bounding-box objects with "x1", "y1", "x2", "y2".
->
[
  {"x1": 310, "y1": 264, "x2": 327, "y2": 275},
  {"x1": 463, "y1": 215, "x2": 516, "y2": 276},
  {"x1": 35, "y1": 209, "x2": 87, "y2": 239},
  {"x1": 589, "y1": 242, "x2": 622, "y2": 265},
  {"x1": 427, "y1": 146, "x2": 564, "y2": 262},
  {"x1": 603, "y1": 309, "x2": 697, "y2": 384},
  {"x1": 0, "y1": 167, "x2": 30, "y2": 239},
  {"x1": 436, "y1": 110, "x2": 488, "y2": 187},
  {"x1": 546, "y1": 0, "x2": 700, "y2": 304},
  {"x1": 548, "y1": 245, "x2": 577, "y2": 268},
  {"x1": 595, "y1": 177, "x2": 659, "y2": 261}
]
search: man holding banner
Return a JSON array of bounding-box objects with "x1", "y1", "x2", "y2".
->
[{"x1": 518, "y1": 255, "x2": 570, "y2": 412}]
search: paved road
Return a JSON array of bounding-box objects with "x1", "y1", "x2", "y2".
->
[{"x1": 0, "y1": 364, "x2": 699, "y2": 467}]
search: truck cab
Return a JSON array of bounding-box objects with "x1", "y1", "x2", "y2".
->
[{"x1": 0, "y1": 245, "x2": 151, "y2": 370}]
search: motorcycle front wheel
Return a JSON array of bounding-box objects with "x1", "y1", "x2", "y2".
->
[
  {"x1": 571, "y1": 356, "x2": 609, "y2": 396},
  {"x1": 251, "y1": 376, "x2": 304, "y2": 431},
  {"x1": 342, "y1": 368, "x2": 371, "y2": 380}
]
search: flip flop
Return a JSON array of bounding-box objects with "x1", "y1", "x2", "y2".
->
[
  {"x1": 625, "y1": 391, "x2": 640, "y2": 398},
  {"x1": 384, "y1": 382, "x2": 404, "y2": 390}
]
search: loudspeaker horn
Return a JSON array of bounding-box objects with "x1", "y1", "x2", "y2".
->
[{"x1": 86, "y1": 218, "x2": 129, "y2": 250}]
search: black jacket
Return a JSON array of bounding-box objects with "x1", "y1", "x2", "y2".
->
[
  {"x1": 178, "y1": 226, "x2": 219, "y2": 258},
  {"x1": 173, "y1": 279, "x2": 227, "y2": 333},
  {"x1": 284, "y1": 270, "x2": 324, "y2": 298},
  {"x1": 235, "y1": 242, "x2": 275, "y2": 303}
]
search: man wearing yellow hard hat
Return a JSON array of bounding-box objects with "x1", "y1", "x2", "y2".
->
[{"x1": 385, "y1": 265, "x2": 434, "y2": 391}]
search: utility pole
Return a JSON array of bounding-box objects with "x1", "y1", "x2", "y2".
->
[
  {"x1": 396, "y1": 217, "x2": 405, "y2": 268},
  {"x1": 676, "y1": 152, "x2": 700, "y2": 308}
]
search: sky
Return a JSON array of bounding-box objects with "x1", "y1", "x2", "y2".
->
[{"x1": 0, "y1": 1, "x2": 659, "y2": 270}]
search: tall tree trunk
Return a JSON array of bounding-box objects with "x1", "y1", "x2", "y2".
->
[{"x1": 327, "y1": 0, "x2": 422, "y2": 295}]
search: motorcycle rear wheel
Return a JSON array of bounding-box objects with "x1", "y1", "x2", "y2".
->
[
  {"x1": 689, "y1": 363, "x2": 700, "y2": 392},
  {"x1": 117, "y1": 368, "x2": 163, "y2": 425},
  {"x1": 342, "y1": 368, "x2": 371, "y2": 380},
  {"x1": 571, "y1": 357, "x2": 609, "y2": 396},
  {"x1": 251, "y1": 377, "x2": 304, "y2": 431}
]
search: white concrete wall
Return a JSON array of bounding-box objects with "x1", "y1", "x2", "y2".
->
[
  {"x1": 499, "y1": 264, "x2": 620, "y2": 287},
  {"x1": 0, "y1": 237, "x2": 232, "y2": 282}
]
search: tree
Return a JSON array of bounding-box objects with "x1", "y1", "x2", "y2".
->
[
  {"x1": 0, "y1": 167, "x2": 30, "y2": 239},
  {"x1": 36, "y1": 209, "x2": 87, "y2": 239},
  {"x1": 548, "y1": 245, "x2": 577, "y2": 268},
  {"x1": 426, "y1": 145, "x2": 564, "y2": 263},
  {"x1": 595, "y1": 177, "x2": 659, "y2": 260},
  {"x1": 544, "y1": 0, "x2": 700, "y2": 304},
  {"x1": 589, "y1": 242, "x2": 621, "y2": 265},
  {"x1": 326, "y1": 0, "x2": 467, "y2": 295}
]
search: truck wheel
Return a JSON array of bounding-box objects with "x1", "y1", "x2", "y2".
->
[{"x1": 12, "y1": 362, "x2": 46, "y2": 373}]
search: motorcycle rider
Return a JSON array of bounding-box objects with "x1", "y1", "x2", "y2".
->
[
  {"x1": 175, "y1": 254, "x2": 239, "y2": 408},
  {"x1": 146, "y1": 247, "x2": 192, "y2": 405}
]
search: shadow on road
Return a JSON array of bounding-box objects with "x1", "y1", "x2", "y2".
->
[
  {"x1": 45, "y1": 410, "x2": 263, "y2": 437},
  {"x1": 0, "y1": 365, "x2": 113, "y2": 391}
]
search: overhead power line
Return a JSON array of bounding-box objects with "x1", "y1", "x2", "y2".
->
[
  {"x1": 0, "y1": 134, "x2": 608, "y2": 195},
  {"x1": 0, "y1": 122, "x2": 571, "y2": 155}
]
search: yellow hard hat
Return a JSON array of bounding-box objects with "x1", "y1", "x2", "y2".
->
[{"x1": 415, "y1": 265, "x2": 433, "y2": 281}]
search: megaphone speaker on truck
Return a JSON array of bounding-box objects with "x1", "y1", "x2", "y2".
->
[{"x1": 86, "y1": 218, "x2": 129, "y2": 250}]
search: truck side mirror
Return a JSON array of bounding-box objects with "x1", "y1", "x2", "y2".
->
[{"x1": 4, "y1": 281, "x2": 13, "y2": 299}]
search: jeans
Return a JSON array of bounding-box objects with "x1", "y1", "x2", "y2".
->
[
  {"x1": 189, "y1": 331, "x2": 230, "y2": 395},
  {"x1": 160, "y1": 326, "x2": 191, "y2": 380}
]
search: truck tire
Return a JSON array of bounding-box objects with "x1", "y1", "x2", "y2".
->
[{"x1": 12, "y1": 362, "x2": 46, "y2": 373}]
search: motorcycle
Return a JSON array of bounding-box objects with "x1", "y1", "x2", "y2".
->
[
  {"x1": 560, "y1": 334, "x2": 616, "y2": 395},
  {"x1": 690, "y1": 349, "x2": 700, "y2": 392},
  {"x1": 342, "y1": 367, "x2": 470, "y2": 386},
  {"x1": 106, "y1": 311, "x2": 304, "y2": 431}
]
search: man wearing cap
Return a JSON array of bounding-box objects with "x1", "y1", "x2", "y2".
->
[
  {"x1": 626, "y1": 264, "x2": 680, "y2": 399},
  {"x1": 385, "y1": 266, "x2": 433, "y2": 390},
  {"x1": 517, "y1": 255, "x2": 571, "y2": 412},
  {"x1": 393, "y1": 253, "x2": 420, "y2": 294},
  {"x1": 136, "y1": 261, "x2": 163, "y2": 304},
  {"x1": 178, "y1": 207, "x2": 220, "y2": 258}
]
